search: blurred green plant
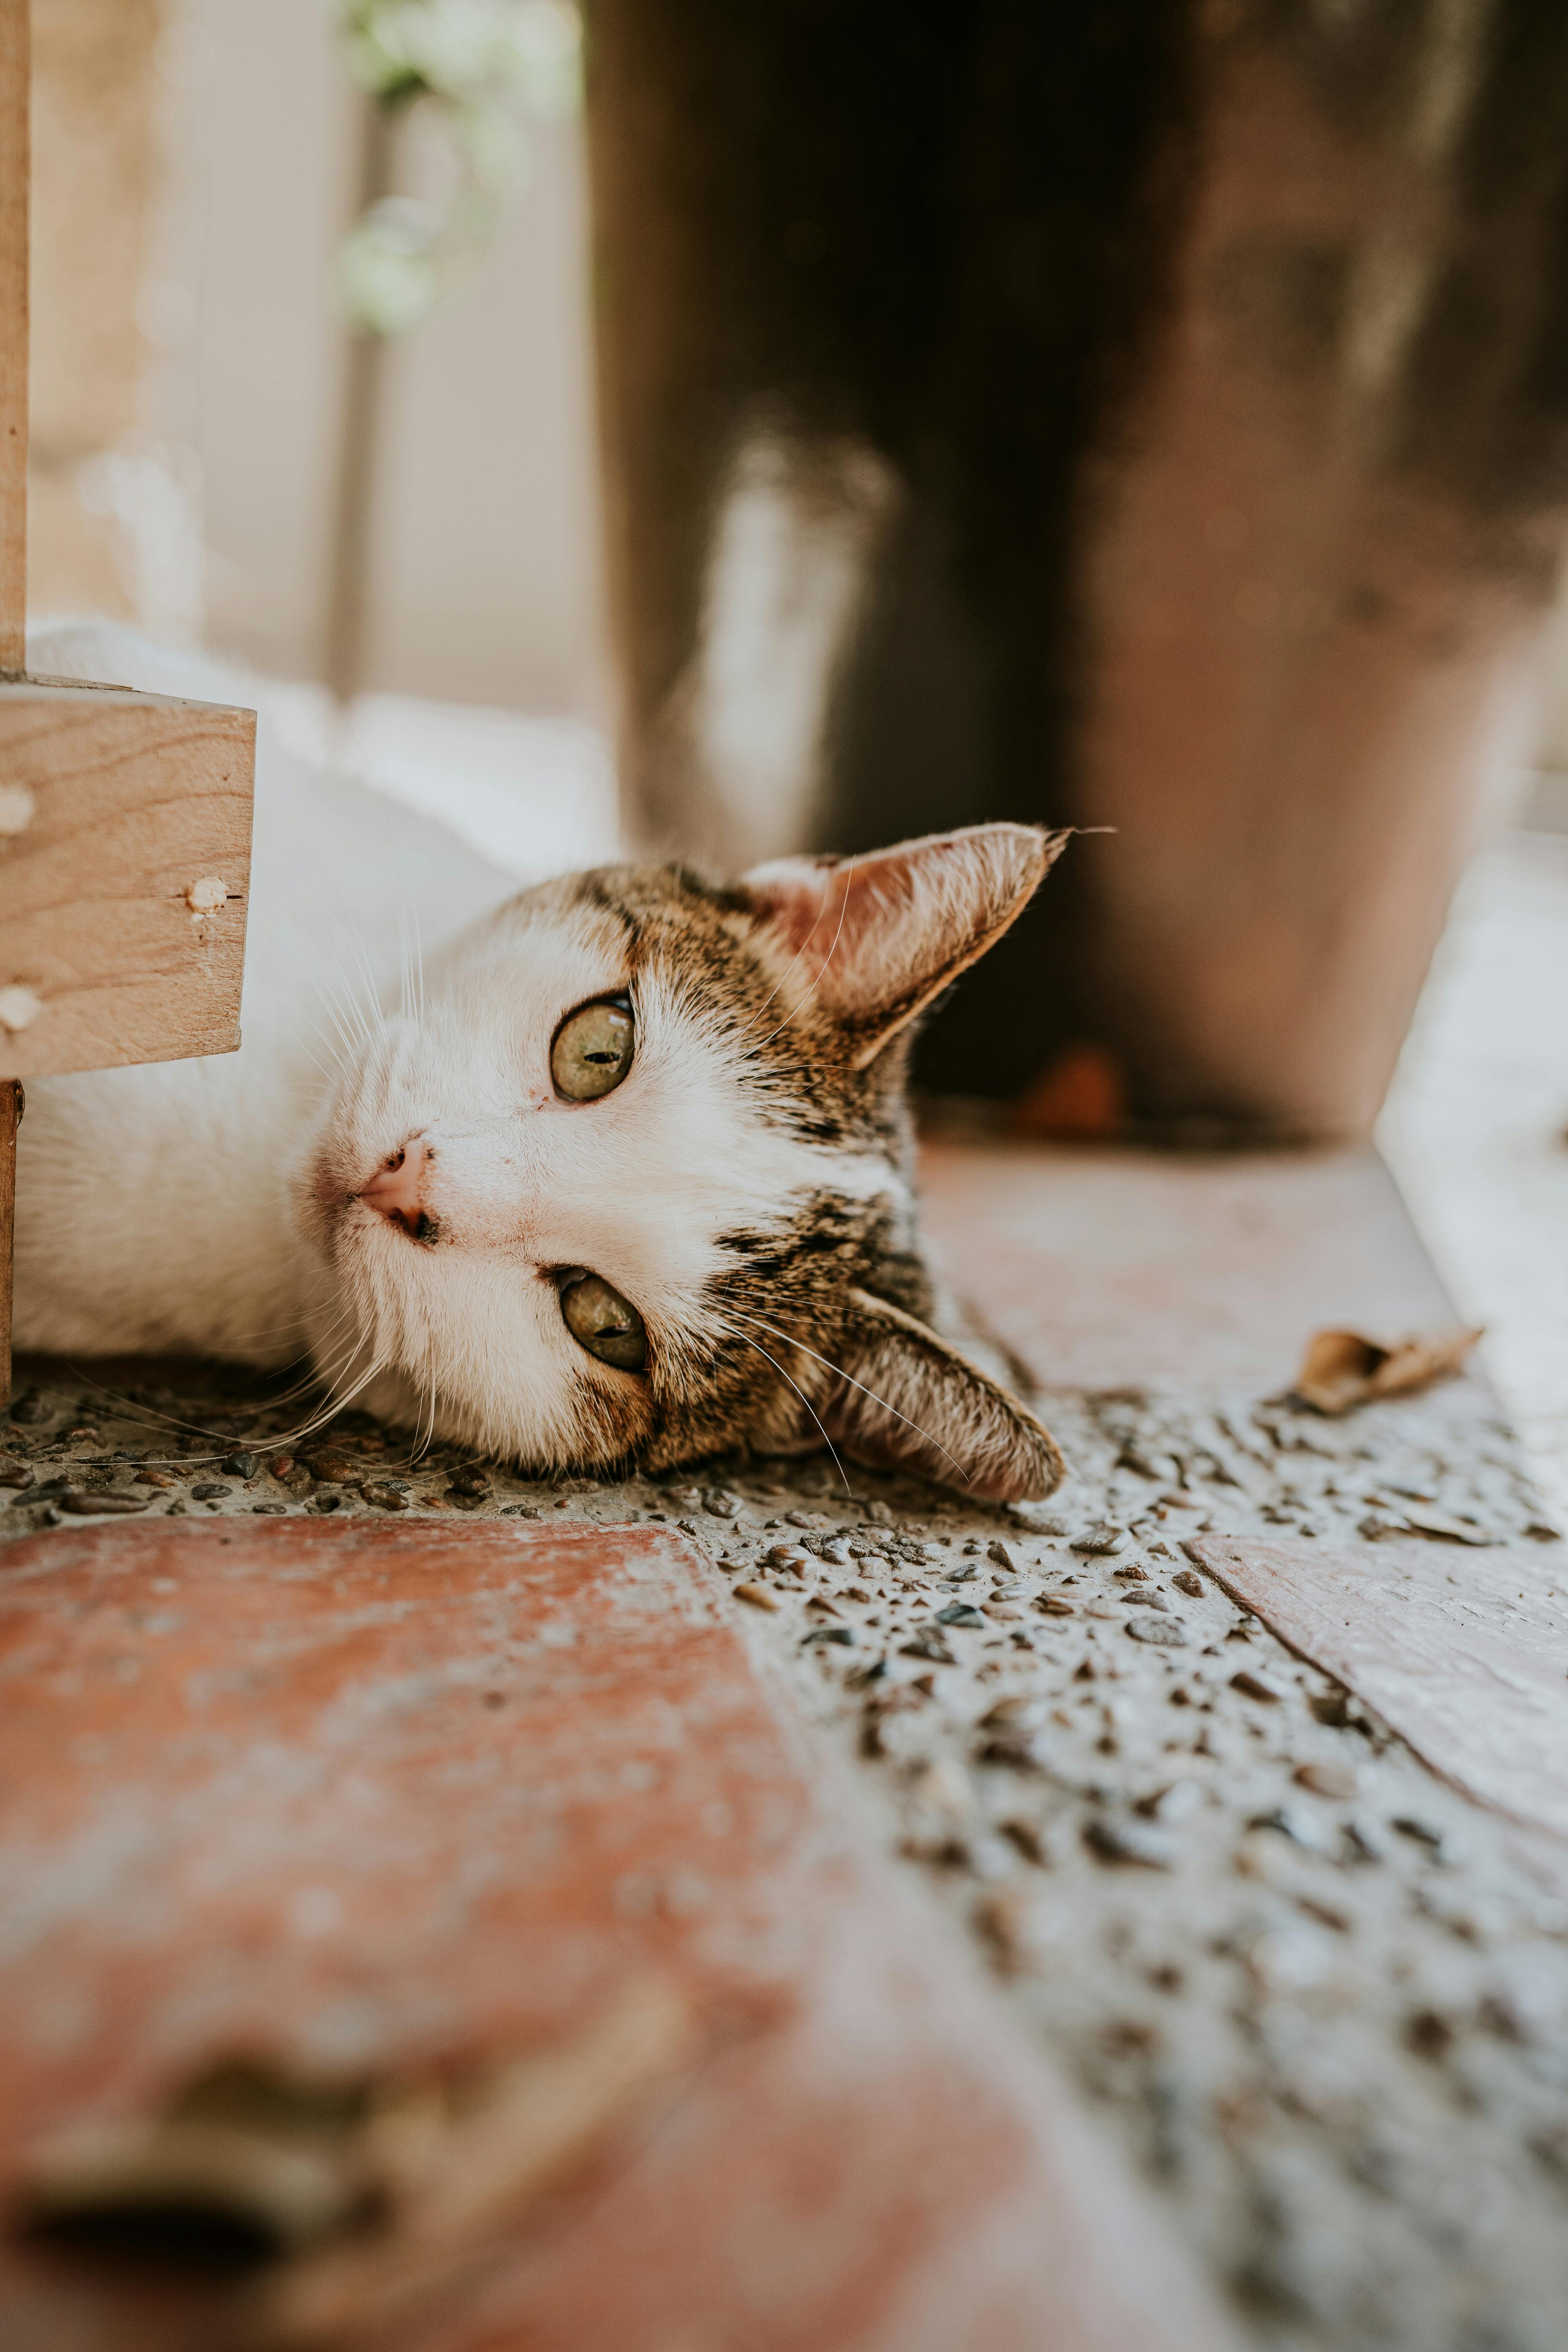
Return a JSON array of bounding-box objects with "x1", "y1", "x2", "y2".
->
[{"x1": 335, "y1": 0, "x2": 582, "y2": 336}]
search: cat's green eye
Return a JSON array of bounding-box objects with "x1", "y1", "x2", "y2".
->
[
  {"x1": 552, "y1": 996, "x2": 634, "y2": 1101},
  {"x1": 560, "y1": 1272, "x2": 648, "y2": 1372}
]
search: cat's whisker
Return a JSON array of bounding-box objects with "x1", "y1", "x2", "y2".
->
[
  {"x1": 41, "y1": 1373, "x2": 240, "y2": 1454},
  {"x1": 712, "y1": 1313, "x2": 852, "y2": 1496},
  {"x1": 319, "y1": 940, "x2": 374, "y2": 1045},
  {"x1": 725, "y1": 1305, "x2": 972, "y2": 1486},
  {"x1": 252, "y1": 1316, "x2": 389, "y2": 1454},
  {"x1": 344, "y1": 918, "x2": 392, "y2": 1043},
  {"x1": 310, "y1": 961, "x2": 372, "y2": 1062},
  {"x1": 261, "y1": 1350, "x2": 389, "y2": 1455}
]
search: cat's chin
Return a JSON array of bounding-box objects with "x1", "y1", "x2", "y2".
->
[{"x1": 328, "y1": 1361, "x2": 634, "y2": 1479}]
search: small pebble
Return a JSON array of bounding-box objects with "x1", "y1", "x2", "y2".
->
[
  {"x1": 704, "y1": 1489, "x2": 744, "y2": 1518},
  {"x1": 8, "y1": 1389, "x2": 49, "y2": 1423},
  {"x1": 448, "y1": 1468, "x2": 493, "y2": 1498},
  {"x1": 1171, "y1": 1568, "x2": 1205, "y2": 1597},
  {"x1": 1295, "y1": 1760, "x2": 1359, "y2": 1799},
  {"x1": 979, "y1": 1723, "x2": 1050, "y2": 1769},
  {"x1": 1401, "y1": 1506, "x2": 1492, "y2": 1546},
  {"x1": 303, "y1": 1449, "x2": 363, "y2": 1484},
  {"x1": 802, "y1": 1625, "x2": 855, "y2": 1647},
  {"x1": 0, "y1": 1454, "x2": 34, "y2": 1490},
  {"x1": 980, "y1": 1693, "x2": 1047, "y2": 1728},
  {"x1": 1086, "y1": 1816, "x2": 1175, "y2": 1869},
  {"x1": 1073, "y1": 1524, "x2": 1128, "y2": 1556},
  {"x1": 58, "y1": 1492, "x2": 148, "y2": 1516},
  {"x1": 987, "y1": 1539, "x2": 1019, "y2": 1572},
  {"x1": 899, "y1": 1630, "x2": 956, "y2": 1664},
  {"x1": 363, "y1": 1482, "x2": 413, "y2": 1512},
  {"x1": 936, "y1": 1602, "x2": 987, "y2": 1628},
  {"x1": 1249, "y1": 1804, "x2": 1330, "y2": 1850},
  {"x1": 189, "y1": 1482, "x2": 231, "y2": 1501},
  {"x1": 501, "y1": 1504, "x2": 540, "y2": 1518},
  {"x1": 733, "y1": 1581, "x2": 781, "y2": 1611},
  {"x1": 1036, "y1": 1594, "x2": 1074, "y2": 1617},
  {"x1": 1126, "y1": 1613, "x2": 1187, "y2": 1646},
  {"x1": 1392, "y1": 1814, "x2": 1463, "y2": 1862},
  {"x1": 220, "y1": 1452, "x2": 258, "y2": 1479},
  {"x1": 1230, "y1": 1667, "x2": 1286, "y2": 1702},
  {"x1": 785, "y1": 1509, "x2": 830, "y2": 1530},
  {"x1": 1140, "y1": 1780, "x2": 1203, "y2": 1824},
  {"x1": 252, "y1": 1502, "x2": 288, "y2": 1515}
]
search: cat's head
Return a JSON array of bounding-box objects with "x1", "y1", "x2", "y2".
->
[{"x1": 298, "y1": 824, "x2": 1067, "y2": 1500}]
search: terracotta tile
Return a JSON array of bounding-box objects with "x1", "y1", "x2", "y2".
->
[
  {"x1": 1191, "y1": 1532, "x2": 1568, "y2": 1842},
  {"x1": 919, "y1": 1138, "x2": 1456, "y2": 1388},
  {"x1": 0, "y1": 1518, "x2": 1237, "y2": 2352}
]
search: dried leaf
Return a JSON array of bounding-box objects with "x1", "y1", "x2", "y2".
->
[{"x1": 1294, "y1": 1326, "x2": 1482, "y2": 1416}]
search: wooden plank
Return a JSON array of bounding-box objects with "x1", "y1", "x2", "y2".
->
[
  {"x1": 1190, "y1": 1532, "x2": 1568, "y2": 1843},
  {"x1": 0, "y1": 683, "x2": 254, "y2": 1077},
  {"x1": 0, "y1": 0, "x2": 26, "y2": 671}
]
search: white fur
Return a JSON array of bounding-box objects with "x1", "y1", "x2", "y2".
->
[{"x1": 13, "y1": 626, "x2": 894, "y2": 1467}]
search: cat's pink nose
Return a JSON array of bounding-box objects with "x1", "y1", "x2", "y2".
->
[{"x1": 358, "y1": 1141, "x2": 439, "y2": 1240}]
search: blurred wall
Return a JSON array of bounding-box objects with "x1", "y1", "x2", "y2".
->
[
  {"x1": 27, "y1": 0, "x2": 161, "y2": 624},
  {"x1": 27, "y1": 0, "x2": 609, "y2": 722}
]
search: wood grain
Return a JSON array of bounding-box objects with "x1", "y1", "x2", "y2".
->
[
  {"x1": 0, "y1": 0, "x2": 27, "y2": 671},
  {"x1": 0, "y1": 683, "x2": 255, "y2": 1077},
  {"x1": 1191, "y1": 1533, "x2": 1568, "y2": 1844}
]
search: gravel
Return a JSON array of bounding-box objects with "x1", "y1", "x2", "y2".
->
[{"x1": 4, "y1": 1364, "x2": 1567, "y2": 2350}]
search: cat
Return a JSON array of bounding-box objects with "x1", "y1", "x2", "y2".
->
[{"x1": 13, "y1": 626, "x2": 1067, "y2": 1502}]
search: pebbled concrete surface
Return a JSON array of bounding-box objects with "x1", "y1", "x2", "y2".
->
[{"x1": 4, "y1": 1349, "x2": 1568, "y2": 2352}]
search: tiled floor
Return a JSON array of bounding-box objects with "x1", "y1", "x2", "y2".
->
[
  {"x1": 6, "y1": 1133, "x2": 1568, "y2": 2351},
  {"x1": 0, "y1": 1517, "x2": 1233, "y2": 2352}
]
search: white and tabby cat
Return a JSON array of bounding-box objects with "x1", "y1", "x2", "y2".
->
[{"x1": 14, "y1": 627, "x2": 1066, "y2": 1501}]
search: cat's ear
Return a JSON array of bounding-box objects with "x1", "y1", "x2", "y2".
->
[
  {"x1": 819, "y1": 1288, "x2": 1065, "y2": 1501},
  {"x1": 740, "y1": 824, "x2": 1067, "y2": 1068}
]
